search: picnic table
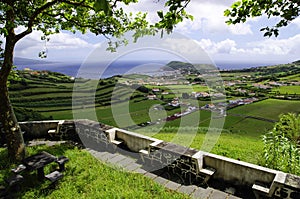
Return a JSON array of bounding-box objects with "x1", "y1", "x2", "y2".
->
[
  {"x1": 4, "y1": 151, "x2": 69, "y2": 193},
  {"x1": 22, "y1": 151, "x2": 58, "y2": 180}
]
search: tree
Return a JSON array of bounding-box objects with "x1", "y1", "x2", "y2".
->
[
  {"x1": 224, "y1": 0, "x2": 300, "y2": 37},
  {"x1": 0, "y1": 0, "x2": 192, "y2": 161}
]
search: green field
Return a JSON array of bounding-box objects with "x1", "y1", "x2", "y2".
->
[
  {"x1": 228, "y1": 99, "x2": 300, "y2": 120},
  {"x1": 272, "y1": 85, "x2": 300, "y2": 94},
  {"x1": 8, "y1": 69, "x2": 300, "y2": 165},
  {"x1": 279, "y1": 73, "x2": 300, "y2": 81},
  {"x1": 146, "y1": 84, "x2": 209, "y2": 93}
]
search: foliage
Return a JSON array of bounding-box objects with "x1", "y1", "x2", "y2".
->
[
  {"x1": 261, "y1": 131, "x2": 300, "y2": 175},
  {"x1": 0, "y1": 0, "x2": 192, "y2": 56},
  {"x1": 7, "y1": 66, "x2": 20, "y2": 87},
  {"x1": 260, "y1": 113, "x2": 300, "y2": 175},
  {"x1": 14, "y1": 107, "x2": 52, "y2": 122},
  {"x1": 273, "y1": 113, "x2": 300, "y2": 143},
  {"x1": 224, "y1": 0, "x2": 300, "y2": 37}
]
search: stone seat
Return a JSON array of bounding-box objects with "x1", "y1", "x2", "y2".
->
[
  {"x1": 252, "y1": 183, "x2": 270, "y2": 198},
  {"x1": 139, "y1": 149, "x2": 149, "y2": 163},
  {"x1": 45, "y1": 171, "x2": 63, "y2": 183},
  {"x1": 111, "y1": 140, "x2": 123, "y2": 145},
  {"x1": 5, "y1": 174, "x2": 24, "y2": 190},
  {"x1": 139, "y1": 149, "x2": 149, "y2": 155},
  {"x1": 199, "y1": 167, "x2": 216, "y2": 184},
  {"x1": 56, "y1": 156, "x2": 69, "y2": 171},
  {"x1": 48, "y1": 129, "x2": 56, "y2": 134},
  {"x1": 11, "y1": 164, "x2": 26, "y2": 174}
]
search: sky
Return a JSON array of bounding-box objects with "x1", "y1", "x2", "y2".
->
[{"x1": 13, "y1": 0, "x2": 300, "y2": 67}]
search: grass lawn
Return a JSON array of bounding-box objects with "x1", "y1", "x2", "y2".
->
[{"x1": 0, "y1": 144, "x2": 189, "y2": 199}]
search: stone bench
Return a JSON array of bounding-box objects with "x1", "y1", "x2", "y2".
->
[
  {"x1": 56, "y1": 156, "x2": 69, "y2": 171},
  {"x1": 110, "y1": 139, "x2": 124, "y2": 151},
  {"x1": 252, "y1": 183, "x2": 270, "y2": 198},
  {"x1": 11, "y1": 164, "x2": 26, "y2": 174},
  {"x1": 45, "y1": 171, "x2": 63, "y2": 183},
  {"x1": 139, "y1": 149, "x2": 149, "y2": 163},
  {"x1": 139, "y1": 149, "x2": 149, "y2": 155},
  {"x1": 48, "y1": 129, "x2": 57, "y2": 138},
  {"x1": 111, "y1": 140, "x2": 123, "y2": 145},
  {"x1": 5, "y1": 174, "x2": 24, "y2": 190},
  {"x1": 199, "y1": 167, "x2": 216, "y2": 184}
]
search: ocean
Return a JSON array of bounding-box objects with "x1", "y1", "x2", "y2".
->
[{"x1": 14, "y1": 57, "x2": 274, "y2": 79}]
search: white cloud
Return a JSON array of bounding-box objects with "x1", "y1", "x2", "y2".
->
[
  {"x1": 247, "y1": 34, "x2": 300, "y2": 55},
  {"x1": 15, "y1": 30, "x2": 96, "y2": 60},
  {"x1": 291, "y1": 17, "x2": 300, "y2": 28},
  {"x1": 196, "y1": 38, "x2": 237, "y2": 54},
  {"x1": 48, "y1": 33, "x2": 91, "y2": 49},
  {"x1": 174, "y1": 1, "x2": 253, "y2": 35},
  {"x1": 195, "y1": 33, "x2": 300, "y2": 57},
  {"x1": 229, "y1": 23, "x2": 253, "y2": 35}
]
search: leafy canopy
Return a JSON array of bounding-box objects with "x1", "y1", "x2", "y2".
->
[
  {"x1": 224, "y1": 0, "x2": 300, "y2": 37},
  {"x1": 0, "y1": 0, "x2": 193, "y2": 57}
]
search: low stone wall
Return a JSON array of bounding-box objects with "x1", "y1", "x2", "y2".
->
[
  {"x1": 19, "y1": 120, "x2": 64, "y2": 139},
  {"x1": 108, "y1": 127, "x2": 161, "y2": 152},
  {"x1": 18, "y1": 119, "x2": 300, "y2": 199},
  {"x1": 202, "y1": 153, "x2": 277, "y2": 187}
]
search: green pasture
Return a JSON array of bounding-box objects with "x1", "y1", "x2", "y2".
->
[
  {"x1": 228, "y1": 99, "x2": 300, "y2": 120},
  {"x1": 279, "y1": 73, "x2": 300, "y2": 81},
  {"x1": 272, "y1": 85, "x2": 300, "y2": 94},
  {"x1": 146, "y1": 84, "x2": 209, "y2": 94}
]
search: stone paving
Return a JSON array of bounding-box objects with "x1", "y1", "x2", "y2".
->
[{"x1": 87, "y1": 148, "x2": 241, "y2": 199}]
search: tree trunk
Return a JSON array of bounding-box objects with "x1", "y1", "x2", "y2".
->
[
  {"x1": 0, "y1": 84, "x2": 26, "y2": 161},
  {"x1": 0, "y1": 3, "x2": 26, "y2": 161}
]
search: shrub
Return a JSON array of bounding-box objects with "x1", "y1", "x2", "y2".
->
[{"x1": 260, "y1": 113, "x2": 300, "y2": 175}]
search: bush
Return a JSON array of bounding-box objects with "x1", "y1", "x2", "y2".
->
[
  {"x1": 261, "y1": 132, "x2": 300, "y2": 175},
  {"x1": 260, "y1": 113, "x2": 300, "y2": 175}
]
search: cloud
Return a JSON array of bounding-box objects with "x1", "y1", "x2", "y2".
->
[
  {"x1": 291, "y1": 17, "x2": 300, "y2": 28},
  {"x1": 247, "y1": 34, "x2": 300, "y2": 55},
  {"x1": 48, "y1": 33, "x2": 91, "y2": 49},
  {"x1": 228, "y1": 23, "x2": 253, "y2": 35},
  {"x1": 119, "y1": 0, "x2": 252, "y2": 35},
  {"x1": 196, "y1": 39, "x2": 237, "y2": 54},
  {"x1": 196, "y1": 34, "x2": 300, "y2": 59},
  {"x1": 175, "y1": 1, "x2": 253, "y2": 35},
  {"x1": 15, "y1": 30, "x2": 97, "y2": 60}
]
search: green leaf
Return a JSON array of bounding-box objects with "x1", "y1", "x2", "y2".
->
[
  {"x1": 231, "y1": 1, "x2": 241, "y2": 9},
  {"x1": 224, "y1": 9, "x2": 231, "y2": 17},
  {"x1": 94, "y1": 0, "x2": 111, "y2": 15},
  {"x1": 157, "y1": 11, "x2": 164, "y2": 19}
]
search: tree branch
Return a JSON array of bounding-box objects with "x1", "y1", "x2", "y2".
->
[
  {"x1": 15, "y1": 0, "x2": 60, "y2": 42},
  {"x1": 60, "y1": 0, "x2": 94, "y2": 10},
  {"x1": 15, "y1": 0, "x2": 94, "y2": 42}
]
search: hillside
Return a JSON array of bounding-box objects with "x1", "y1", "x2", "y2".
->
[{"x1": 7, "y1": 62, "x2": 300, "y2": 163}]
